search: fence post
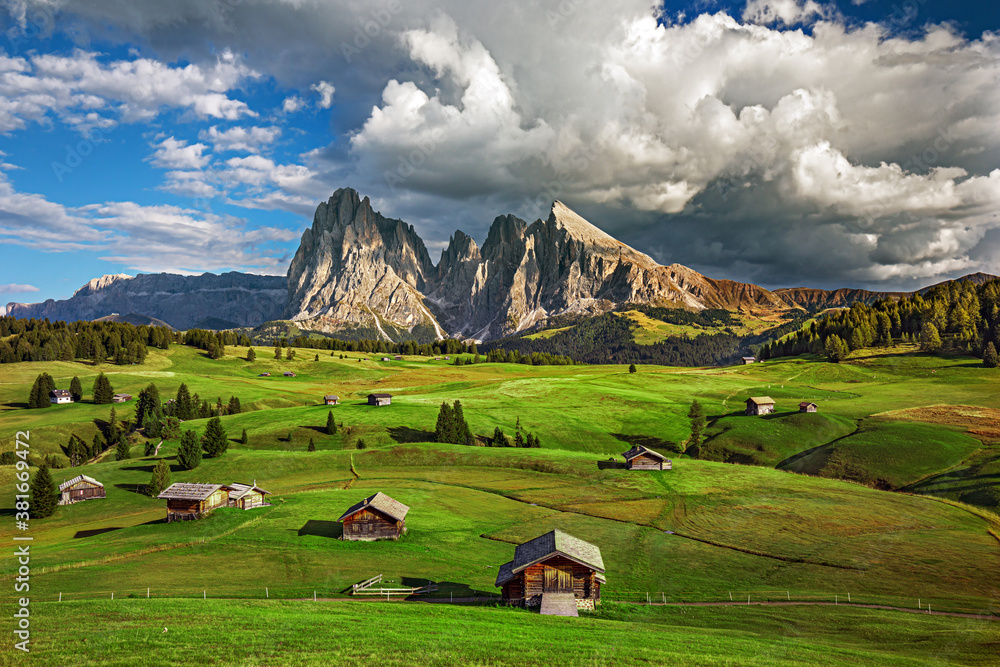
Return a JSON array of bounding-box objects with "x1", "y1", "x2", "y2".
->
[
  {"x1": 314, "y1": 590, "x2": 317, "y2": 601},
  {"x1": 847, "y1": 592, "x2": 850, "y2": 603},
  {"x1": 835, "y1": 595, "x2": 838, "y2": 605},
  {"x1": 747, "y1": 595, "x2": 750, "y2": 606},
  {"x1": 729, "y1": 591, "x2": 732, "y2": 601},
  {"x1": 204, "y1": 590, "x2": 206, "y2": 600},
  {"x1": 147, "y1": 587, "x2": 150, "y2": 599},
  {"x1": 59, "y1": 592, "x2": 62, "y2": 602},
  {"x1": 266, "y1": 587, "x2": 269, "y2": 599},
  {"x1": 111, "y1": 592, "x2": 114, "y2": 600},
  {"x1": 786, "y1": 591, "x2": 789, "y2": 601}
]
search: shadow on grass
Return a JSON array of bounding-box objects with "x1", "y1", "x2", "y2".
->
[
  {"x1": 74, "y1": 526, "x2": 124, "y2": 539},
  {"x1": 611, "y1": 433, "x2": 680, "y2": 454},
  {"x1": 114, "y1": 482, "x2": 149, "y2": 496},
  {"x1": 299, "y1": 425, "x2": 330, "y2": 435},
  {"x1": 388, "y1": 426, "x2": 435, "y2": 444},
  {"x1": 297, "y1": 519, "x2": 342, "y2": 539},
  {"x1": 2, "y1": 401, "x2": 29, "y2": 409},
  {"x1": 597, "y1": 460, "x2": 626, "y2": 470}
]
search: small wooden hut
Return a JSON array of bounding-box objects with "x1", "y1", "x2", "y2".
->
[
  {"x1": 58, "y1": 474, "x2": 105, "y2": 505},
  {"x1": 495, "y1": 529, "x2": 605, "y2": 613},
  {"x1": 324, "y1": 395, "x2": 340, "y2": 405},
  {"x1": 158, "y1": 483, "x2": 233, "y2": 522},
  {"x1": 112, "y1": 393, "x2": 132, "y2": 403},
  {"x1": 338, "y1": 492, "x2": 409, "y2": 541},
  {"x1": 49, "y1": 389, "x2": 73, "y2": 404},
  {"x1": 367, "y1": 393, "x2": 392, "y2": 407},
  {"x1": 621, "y1": 445, "x2": 671, "y2": 470},
  {"x1": 745, "y1": 396, "x2": 775, "y2": 416},
  {"x1": 799, "y1": 402, "x2": 818, "y2": 413},
  {"x1": 283, "y1": 371, "x2": 296, "y2": 377},
  {"x1": 393, "y1": 355, "x2": 403, "y2": 361},
  {"x1": 228, "y1": 482, "x2": 270, "y2": 510}
]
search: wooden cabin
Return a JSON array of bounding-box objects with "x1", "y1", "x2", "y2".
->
[
  {"x1": 621, "y1": 445, "x2": 671, "y2": 471},
  {"x1": 228, "y1": 482, "x2": 270, "y2": 510},
  {"x1": 338, "y1": 492, "x2": 409, "y2": 541},
  {"x1": 112, "y1": 393, "x2": 132, "y2": 403},
  {"x1": 158, "y1": 483, "x2": 233, "y2": 522},
  {"x1": 367, "y1": 393, "x2": 392, "y2": 407},
  {"x1": 324, "y1": 395, "x2": 340, "y2": 405},
  {"x1": 495, "y1": 529, "x2": 605, "y2": 613},
  {"x1": 393, "y1": 355, "x2": 403, "y2": 361},
  {"x1": 258, "y1": 373, "x2": 271, "y2": 377},
  {"x1": 50, "y1": 389, "x2": 73, "y2": 404},
  {"x1": 741, "y1": 356, "x2": 756, "y2": 365},
  {"x1": 745, "y1": 396, "x2": 775, "y2": 416},
  {"x1": 799, "y1": 402, "x2": 818, "y2": 413},
  {"x1": 381, "y1": 357, "x2": 390, "y2": 361},
  {"x1": 283, "y1": 371, "x2": 296, "y2": 377},
  {"x1": 58, "y1": 474, "x2": 104, "y2": 505}
]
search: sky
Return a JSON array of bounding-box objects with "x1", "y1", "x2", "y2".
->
[{"x1": 0, "y1": 0, "x2": 997, "y2": 304}]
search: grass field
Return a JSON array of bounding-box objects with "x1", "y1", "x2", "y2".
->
[{"x1": 2, "y1": 342, "x2": 1000, "y2": 664}]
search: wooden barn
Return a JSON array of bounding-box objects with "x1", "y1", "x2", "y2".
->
[
  {"x1": 112, "y1": 393, "x2": 132, "y2": 403},
  {"x1": 58, "y1": 474, "x2": 105, "y2": 505},
  {"x1": 393, "y1": 355, "x2": 403, "y2": 361},
  {"x1": 49, "y1": 389, "x2": 72, "y2": 404},
  {"x1": 158, "y1": 483, "x2": 234, "y2": 522},
  {"x1": 621, "y1": 445, "x2": 671, "y2": 470},
  {"x1": 745, "y1": 396, "x2": 775, "y2": 416},
  {"x1": 283, "y1": 371, "x2": 296, "y2": 377},
  {"x1": 741, "y1": 356, "x2": 757, "y2": 365},
  {"x1": 799, "y1": 402, "x2": 818, "y2": 413},
  {"x1": 338, "y1": 492, "x2": 409, "y2": 541},
  {"x1": 495, "y1": 529, "x2": 605, "y2": 615},
  {"x1": 324, "y1": 395, "x2": 340, "y2": 405},
  {"x1": 367, "y1": 393, "x2": 392, "y2": 407},
  {"x1": 228, "y1": 482, "x2": 270, "y2": 510}
]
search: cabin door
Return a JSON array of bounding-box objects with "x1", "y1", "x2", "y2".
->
[{"x1": 543, "y1": 564, "x2": 572, "y2": 593}]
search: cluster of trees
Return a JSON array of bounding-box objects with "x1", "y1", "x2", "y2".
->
[
  {"x1": 284, "y1": 335, "x2": 476, "y2": 357},
  {"x1": 489, "y1": 418, "x2": 541, "y2": 448},
  {"x1": 0, "y1": 316, "x2": 172, "y2": 365},
  {"x1": 760, "y1": 279, "x2": 1000, "y2": 365},
  {"x1": 27, "y1": 371, "x2": 117, "y2": 408},
  {"x1": 175, "y1": 417, "x2": 229, "y2": 470},
  {"x1": 163, "y1": 383, "x2": 244, "y2": 421},
  {"x1": 435, "y1": 401, "x2": 474, "y2": 445},
  {"x1": 623, "y1": 305, "x2": 739, "y2": 328},
  {"x1": 183, "y1": 329, "x2": 250, "y2": 359}
]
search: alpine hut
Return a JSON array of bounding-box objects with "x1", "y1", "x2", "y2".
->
[
  {"x1": 495, "y1": 529, "x2": 605, "y2": 615},
  {"x1": 228, "y1": 482, "x2": 270, "y2": 510},
  {"x1": 58, "y1": 474, "x2": 105, "y2": 505},
  {"x1": 158, "y1": 483, "x2": 234, "y2": 522},
  {"x1": 112, "y1": 393, "x2": 132, "y2": 403},
  {"x1": 741, "y1": 356, "x2": 757, "y2": 365},
  {"x1": 621, "y1": 445, "x2": 672, "y2": 470},
  {"x1": 799, "y1": 402, "x2": 818, "y2": 413},
  {"x1": 338, "y1": 492, "x2": 409, "y2": 541},
  {"x1": 49, "y1": 389, "x2": 73, "y2": 404},
  {"x1": 324, "y1": 395, "x2": 340, "y2": 405},
  {"x1": 367, "y1": 393, "x2": 392, "y2": 407},
  {"x1": 745, "y1": 396, "x2": 775, "y2": 416}
]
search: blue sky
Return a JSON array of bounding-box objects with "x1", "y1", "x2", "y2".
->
[{"x1": 0, "y1": 0, "x2": 998, "y2": 304}]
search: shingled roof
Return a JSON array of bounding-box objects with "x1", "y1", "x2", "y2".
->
[
  {"x1": 495, "y1": 529, "x2": 605, "y2": 586},
  {"x1": 228, "y1": 483, "x2": 270, "y2": 501},
  {"x1": 621, "y1": 444, "x2": 667, "y2": 462},
  {"x1": 337, "y1": 492, "x2": 409, "y2": 523},
  {"x1": 746, "y1": 396, "x2": 775, "y2": 405},
  {"x1": 158, "y1": 483, "x2": 232, "y2": 501},
  {"x1": 58, "y1": 474, "x2": 103, "y2": 492}
]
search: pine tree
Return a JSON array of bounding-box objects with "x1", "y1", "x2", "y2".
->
[
  {"x1": 201, "y1": 417, "x2": 228, "y2": 458},
  {"x1": 514, "y1": 430, "x2": 526, "y2": 447},
  {"x1": 148, "y1": 459, "x2": 171, "y2": 497},
  {"x1": 240, "y1": 428, "x2": 248, "y2": 445},
  {"x1": 228, "y1": 396, "x2": 241, "y2": 414},
  {"x1": 824, "y1": 335, "x2": 849, "y2": 362},
  {"x1": 285, "y1": 347, "x2": 295, "y2": 361},
  {"x1": 108, "y1": 406, "x2": 122, "y2": 444},
  {"x1": 115, "y1": 434, "x2": 131, "y2": 461},
  {"x1": 177, "y1": 430, "x2": 202, "y2": 470},
  {"x1": 435, "y1": 402, "x2": 454, "y2": 443},
  {"x1": 491, "y1": 426, "x2": 507, "y2": 447},
  {"x1": 92, "y1": 372, "x2": 115, "y2": 404},
  {"x1": 308, "y1": 438, "x2": 316, "y2": 452},
  {"x1": 135, "y1": 383, "x2": 162, "y2": 432},
  {"x1": 29, "y1": 464, "x2": 58, "y2": 519},
  {"x1": 452, "y1": 401, "x2": 472, "y2": 445},
  {"x1": 920, "y1": 322, "x2": 943, "y2": 352},
  {"x1": 91, "y1": 433, "x2": 104, "y2": 458},
  {"x1": 67, "y1": 434, "x2": 85, "y2": 467},
  {"x1": 326, "y1": 410, "x2": 337, "y2": 436},
  {"x1": 876, "y1": 313, "x2": 893, "y2": 347},
  {"x1": 356, "y1": 438, "x2": 367, "y2": 450},
  {"x1": 69, "y1": 376, "x2": 83, "y2": 402},
  {"x1": 274, "y1": 344, "x2": 281, "y2": 360},
  {"x1": 314, "y1": 354, "x2": 319, "y2": 361},
  {"x1": 688, "y1": 400, "x2": 706, "y2": 449},
  {"x1": 175, "y1": 383, "x2": 193, "y2": 420},
  {"x1": 984, "y1": 342, "x2": 999, "y2": 368},
  {"x1": 629, "y1": 363, "x2": 637, "y2": 373},
  {"x1": 28, "y1": 372, "x2": 55, "y2": 408},
  {"x1": 246, "y1": 347, "x2": 256, "y2": 362}
]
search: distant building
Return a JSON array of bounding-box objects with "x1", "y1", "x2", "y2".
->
[
  {"x1": 367, "y1": 393, "x2": 392, "y2": 407},
  {"x1": 283, "y1": 371, "x2": 296, "y2": 377},
  {"x1": 112, "y1": 393, "x2": 132, "y2": 403},
  {"x1": 58, "y1": 475, "x2": 105, "y2": 505},
  {"x1": 381, "y1": 357, "x2": 390, "y2": 361},
  {"x1": 745, "y1": 396, "x2": 775, "y2": 416},
  {"x1": 741, "y1": 357, "x2": 756, "y2": 365},
  {"x1": 799, "y1": 402, "x2": 818, "y2": 413},
  {"x1": 338, "y1": 492, "x2": 409, "y2": 541},
  {"x1": 49, "y1": 389, "x2": 72, "y2": 404},
  {"x1": 621, "y1": 445, "x2": 671, "y2": 471},
  {"x1": 324, "y1": 395, "x2": 340, "y2": 405},
  {"x1": 393, "y1": 355, "x2": 403, "y2": 361},
  {"x1": 258, "y1": 373, "x2": 271, "y2": 377},
  {"x1": 228, "y1": 482, "x2": 270, "y2": 510},
  {"x1": 495, "y1": 529, "x2": 605, "y2": 614},
  {"x1": 158, "y1": 483, "x2": 234, "y2": 522}
]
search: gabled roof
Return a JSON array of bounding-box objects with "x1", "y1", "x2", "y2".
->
[
  {"x1": 324, "y1": 395, "x2": 339, "y2": 400},
  {"x1": 746, "y1": 396, "x2": 775, "y2": 405},
  {"x1": 501, "y1": 530, "x2": 605, "y2": 583},
  {"x1": 50, "y1": 389, "x2": 71, "y2": 397},
  {"x1": 742, "y1": 356, "x2": 756, "y2": 360},
  {"x1": 59, "y1": 474, "x2": 103, "y2": 491},
  {"x1": 158, "y1": 483, "x2": 233, "y2": 501},
  {"x1": 368, "y1": 393, "x2": 392, "y2": 399},
  {"x1": 337, "y1": 492, "x2": 409, "y2": 523},
  {"x1": 799, "y1": 402, "x2": 818, "y2": 408},
  {"x1": 228, "y1": 482, "x2": 270, "y2": 500},
  {"x1": 622, "y1": 444, "x2": 667, "y2": 462}
]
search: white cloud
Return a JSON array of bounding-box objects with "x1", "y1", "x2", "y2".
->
[
  {"x1": 149, "y1": 137, "x2": 210, "y2": 170},
  {"x1": 0, "y1": 283, "x2": 40, "y2": 293},
  {"x1": 742, "y1": 0, "x2": 831, "y2": 26},
  {"x1": 199, "y1": 125, "x2": 281, "y2": 153},
  {"x1": 311, "y1": 80, "x2": 335, "y2": 109},
  {"x1": 282, "y1": 96, "x2": 304, "y2": 113}
]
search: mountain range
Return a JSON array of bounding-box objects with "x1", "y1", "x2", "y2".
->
[{"x1": 5, "y1": 187, "x2": 996, "y2": 342}]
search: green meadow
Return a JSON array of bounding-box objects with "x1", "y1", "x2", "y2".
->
[{"x1": 1, "y1": 343, "x2": 999, "y2": 664}]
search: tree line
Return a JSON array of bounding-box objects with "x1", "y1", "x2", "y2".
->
[{"x1": 0, "y1": 316, "x2": 175, "y2": 365}]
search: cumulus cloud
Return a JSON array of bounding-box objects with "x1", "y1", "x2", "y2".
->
[
  {"x1": 0, "y1": 283, "x2": 40, "y2": 293},
  {"x1": 149, "y1": 137, "x2": 210, "y2": 170},
  {"x1": 199, "y1": 125, "x2": 281, "y2": 153},
  {"x1": 742, "y1": 0, "x2": 831, "y2": 26},
  {"x1": 311, "y1": 80, "x2": 335, "y2": 109},
  {"x1": 282, "y1": 96, "x2": 304, "y2": 113}
]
